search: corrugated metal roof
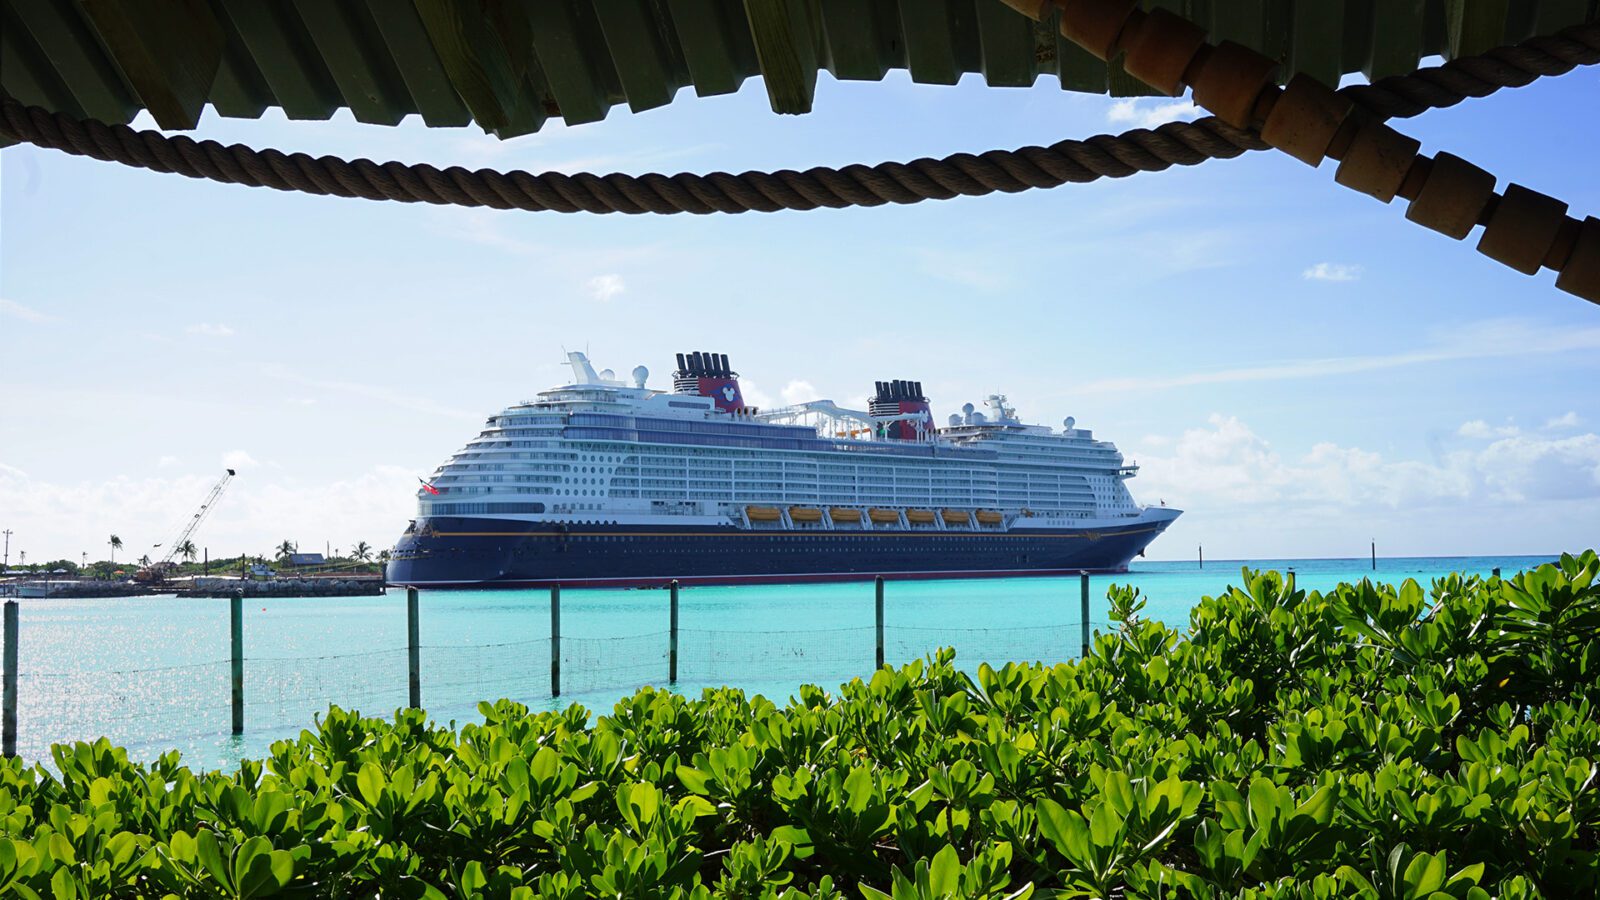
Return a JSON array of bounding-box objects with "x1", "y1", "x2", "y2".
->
[{"x1": 3, "y1": 0, "x2": 1596, "y2": 140}]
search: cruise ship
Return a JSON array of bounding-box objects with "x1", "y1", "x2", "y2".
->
[{"x1": 385, "y1": 352, "x2": 1179, "y2": 588}]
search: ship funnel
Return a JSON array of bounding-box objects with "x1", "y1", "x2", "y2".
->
[
  {"x1": 672, "y1": 350, "x2": 746, "y2": 412},
  {"x1": 869, "y1": 378, "x2": 934, "y2": 441}
]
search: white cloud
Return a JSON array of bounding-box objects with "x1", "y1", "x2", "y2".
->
[
  {"x1": 1077, "y1": 318, "x2": 1600, "y2": 394},
  {"x1": 1458, "y1": 420, "x2": 1519, "y2": 439},
  {"x1": 157, "y1": 455, "x2": 179, "y2": 468},
  {"x1": 260, "y1": 364, "x2": 479, "y2": 421},
  {"x1": 1546, "y1": 411, "x2": 1582, "y2": 430},
  {"x1": 0, "y1": 298, "x2": 58, "y2": 324},
  {"x1": 185, "y1": 323, "x2": 235, "y2": 337},
  {"x1": 222, "y1": 450, "x2": 260, "y2": 471},
  {"x1": 0, "y1": 464, "x2": 419, "y2": 562},
  {"x1": 585, "y1": 274, "x2": 626, "y2": 302},
  {"x1": 1303, "y1": 262, "x2": 1363, "y2": 282},
  {"x1": 1106, "y1": 98, "x2": 1201, "y2": 128},
  {"x1": 1130, "y1": 415, "x2": 1600, "y2": 514},
  {"x1": 780, "y1": 380, "x2": 821, "y2": 406}
]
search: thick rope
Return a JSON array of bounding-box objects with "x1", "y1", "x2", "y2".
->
[{"x1": 1, "y1": 23, "x2": 1595, "y2": 214}]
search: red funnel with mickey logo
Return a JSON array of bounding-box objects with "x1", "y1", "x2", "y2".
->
[
  {"x1": 868, "y1": 380, "x2": 933, "y2": 441},
  {"x1": 672, "y1": 351, "x2": 746, "y2": 412}
]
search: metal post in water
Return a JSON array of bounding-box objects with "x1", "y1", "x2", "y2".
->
[
  {"x1": 875, "y1": 576, "x2": 885, "y2": 669},
  {"x1": 1198, "y1": 545, "x2": 1203, "y2": 569},
  {"x1": 1371, "y1": 540, "x2": 1376, "y2": 571},
  {"x1": 669, "y1": 580, "x2": 679, "y2": 684},
  {"x1": 550, "y1": 585, "x2": 561, "y2": 698},
  {"x1": 1079, "y1": 572, "x2": 1091, "y2": 659},
  {"x1": 407, "y1": 587, "x2": 421, "y2": 709},
  {"x1": 230, "y1": 591, "x2": 244, "y2": 735},
  {"x1": 3, "y1": 600, "x2": 18, "y2": 758}
]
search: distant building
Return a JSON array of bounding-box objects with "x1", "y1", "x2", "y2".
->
[{"x1": 284, "y1": 553, "x2": 325, "y2": 568}]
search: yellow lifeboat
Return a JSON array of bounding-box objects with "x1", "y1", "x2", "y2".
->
[
  {"x1": 906, "y1": 509, "x2": 936, "y2": 524},
  {"x1": 829, "y1": 507, "x2": 862, "y2": 523},
  {"x1": 789, "y1": 506, "x2": 823, "y2": 523},
  {"x1": 941, "y1": 508, "x2": 971, "y2": 525},
  {"x1": 746, "y1": 506, "x2": 781, "y2": 521},
  {"x1": 976, "y1": 510, "x2": 1003, "y2": 525},
  {"x1": 868, "y1": 508, "x2": 901, "y2": 524}
]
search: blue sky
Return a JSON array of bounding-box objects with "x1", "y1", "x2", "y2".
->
[{"x1": 3, "y1": 64, "x2": 1597, "y2": 564}]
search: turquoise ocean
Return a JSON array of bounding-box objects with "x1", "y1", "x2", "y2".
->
[{"x1": 8, "y1": 554, "x2": 1553, "y2": 770}]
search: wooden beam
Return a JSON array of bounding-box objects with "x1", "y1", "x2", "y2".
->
[
  {"x1": 9, "y1": 0, "x2": 137, "y2": 124},
  {"x1": 594, "y1": 0, "x2": 680, "y2": 113},
  {"x1": 669, "y1": 0, "x2": 754, "y2": 96},
  {"x1": 743, "y1": 0, "x2": 818, "y2": 115},
  {"x1": 292, "y1": 0, "x2": 410, "y2": 126},
  {"x1": 363, "y1": 0, "x2": 471, "y2": 127},
  {"x1": 78, "y1": 0, "x2": 223, "y2": 130},
  {"x1": 1446, "y1": 0, "x2": 1511, "y2": 58},
  {"x1": 524, "y1": 0, "x2": 616, "y2": 126},
  {"x1": 412, "y1": 0, "x2": 545, "y2": 137}
]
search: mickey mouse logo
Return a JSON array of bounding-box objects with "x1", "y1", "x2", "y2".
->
[{"x1": 721, "y1": 385, "x2": 738, "y2": 402}]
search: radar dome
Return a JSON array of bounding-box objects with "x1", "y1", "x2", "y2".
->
[
  {"x1": 599, "y1": 368, "x2": 615, "y2": 381},
  {"x1": 961, "y1": 402, "x2": 976, "y2": 415},
  {"x1": 1064, "y1": 416, "x2": 1076, "y2": 430},
  {"x1": 972, "y1": 412, "x2": 987, "y2": 424},
  {"x1": 632, "y1": 365, "x2": 649, "y2": 387},
  {"x1": 948, "y1": 414, "x2": 962, "y2": 426}
]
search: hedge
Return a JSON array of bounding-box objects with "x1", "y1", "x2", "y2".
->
[{"x1": 1, "y1": 551, "x2": 1597, "y2": 898}]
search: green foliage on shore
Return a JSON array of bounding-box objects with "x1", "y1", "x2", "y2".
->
[{"x1": 3, "y1": 552, "x2": 1598, "y2": 898}]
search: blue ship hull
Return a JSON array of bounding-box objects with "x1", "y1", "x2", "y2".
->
[{"x1": 385, "y1": 516, "x2": 1175, "y2": 589}]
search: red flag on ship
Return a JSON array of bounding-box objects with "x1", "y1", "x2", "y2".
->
[{"x1": 419, "y1": 477, "x2": 441, "y2": 495}]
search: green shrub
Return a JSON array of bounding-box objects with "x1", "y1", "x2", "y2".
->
[{"x1": 2, "y1": 552, "x2": 1597, "y2": 898}]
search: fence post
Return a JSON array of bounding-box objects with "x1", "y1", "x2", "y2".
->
[
  {"x1": 875, "y1": 576, "x2": 885, "y2": 670},
  {"x1": 550, "y1": 584, "x2": 561, "y2": 698},
  {"x1": 3, "y1": 600, "x2": 17, "y2": 758},
  {"x1": 230, "y1": 591, "x2": 244, "y2": 735},
  {"x1": 669, "y1": 580, "x2": 679, "y2": 684},
  {"x1": 1079, "y1": 572, "x2": 1090, "y2": 659},
  {"x1": 407, "y1": 588, "x2": 421, "y2": 709}
]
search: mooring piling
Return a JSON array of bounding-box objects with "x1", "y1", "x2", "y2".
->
[
  {"x1": 669, "y1": 580, "x2": 680, "y2": 684},
  {"x1": 230, "y1": 591, "x2": 244, "y2": 736},
  {"x1": 3, "y1": 600, "x2": 17, "y2": 758},
  {"x1": 1079, "y1": 572, "x2": 1091, "y2": 658},
  {"x1": 407, "y1": 588, "x2": 421, "y2": 710},
  {"x1": 550, "y1": 585, "x2": 561, "y2": 698},
  {"x1": 875, "y1": 576, "x2": 885, "y2": 670},
  {"x1": 1198, "y1": 545, "x2": 1203, "y2": 569},
  {"x1": 1371, "y1": 540, "x2": 1377, "y2": 571}
]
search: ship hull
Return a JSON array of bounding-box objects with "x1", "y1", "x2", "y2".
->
[{"x1": 386, "y1": 514, "x2": 1176, "y2": 589}]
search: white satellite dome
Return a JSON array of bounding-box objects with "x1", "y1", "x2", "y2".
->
[{"x1": 632, "y1": 365, "x2": 649, "y2": 387}]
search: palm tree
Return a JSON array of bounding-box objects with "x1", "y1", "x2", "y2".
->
[
  {"x1": 377, "y1": 549, "x2": 391, "y2": 565},
  {"x1": 178, "y1": 540, "x2": 198, "y2": 564},
  {"x1": 137, "y1": 554, "x2": 151, "y2": 568},
  {"x1": 353, "y1": 541, "x2": 373, "y2": 563},
  {"x1": 108, "y1": 534, "x2": 122, "y2": 564},
  {"x1": 275, "y1": 540, "x2": 297, "y2": 563}
]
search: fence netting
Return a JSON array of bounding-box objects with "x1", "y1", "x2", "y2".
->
[
  {"x1": 5, "y1": 599, "x2": 1123, "y2": 764},
  {"x1": 14, "y1": 661, "x2": 232, "y2": 761}
]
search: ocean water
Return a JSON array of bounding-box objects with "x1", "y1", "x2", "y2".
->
[{"x1": 7, "y1": 554, "x2": 1551, "y2": 770}]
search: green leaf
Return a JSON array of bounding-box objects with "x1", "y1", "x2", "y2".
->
[
  {"x1": 675, "y1": 766, "x2": 709, "y2": 795},
  {"x1": 1402, "y1": 850, "x2": 1446, "y2": 897},
  {"x1": 927, "y1": 845, "x2": 960, "y2": 896},
  {"x1": 355, "y1": 762, "x2": 385, "y2": 807},
  {"x1": 843, "y1": 767, "x2": 873, "y2": 814},
  {"x1": 195, "y1": 830, "x2": 229, "y2": 888}
]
